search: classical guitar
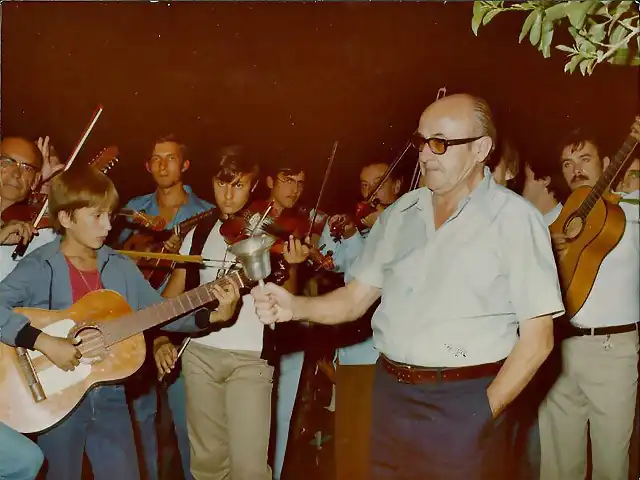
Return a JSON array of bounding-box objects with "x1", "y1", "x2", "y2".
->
[
  {"x1": 0, "y1": 267, "x2": 250, "y2": 434},
  {"x1": 122, "y1": 208, "x2": 217, "y2": 289},
  {"x1": 550, "y1": 117, "x2": 640, "y2": 319}
]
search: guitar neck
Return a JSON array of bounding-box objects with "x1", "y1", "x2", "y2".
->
[
  {"x1": 177, "y1": 208, "x2": 217, "y2": 236},
  {"x1": 581, "y1": 134, "x2": 639, "y2": 214},
  {"x1": 101, "y1": 269, "x2": 248, "y2": 346}
]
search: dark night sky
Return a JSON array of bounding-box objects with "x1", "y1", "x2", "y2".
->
[{"x1": 1, "y1": 1, "x2": 638, "y2": 211}]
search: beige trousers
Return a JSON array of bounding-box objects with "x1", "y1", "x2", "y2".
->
[
  {"x1": 182, "y1": 342, "x2": 274, "y2": 480},
  {"x1": 538, "y1": 330, "x2": 639, "y2": 480}
]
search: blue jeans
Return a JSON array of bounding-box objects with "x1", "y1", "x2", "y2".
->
[
  {"x1": 273, "y1": 351, "x2": 304, "y2": 480},
  {"x1": 0, "y1": 422, "x2": 43, "y2": 480},
  {"x1": 37, "y1": 385, "x2": 139, "y2": 480},
  {"x1": 131, "y1": 374, "x2": 191, "y2": 480},
  {"x1": 370, "y1": 360, "x2": 508, "y2": 479}
]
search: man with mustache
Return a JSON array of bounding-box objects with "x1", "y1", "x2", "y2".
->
[
  {"x1": 539, "y1": 123, "x2": 640, "y2": 480},
  {"x1": 250, "y1": 94, "x2": 564, "y2": 479}
]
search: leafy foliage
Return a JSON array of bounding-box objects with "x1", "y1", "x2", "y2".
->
[{"x1": 472, "y1": 1, "x2": 640, "y2": 75}]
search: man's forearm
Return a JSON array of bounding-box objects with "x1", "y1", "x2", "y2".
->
[
  {"x1": 486, "y1": 317, "x2": 554, "y2": 417},
  {"x1": 292, "y1": 286, "x2": 365, "y2": 325}
]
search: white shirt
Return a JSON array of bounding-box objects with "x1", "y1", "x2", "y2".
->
[
  {"x1": 571, "y1": 190, "x2": 639, "y2": 328},
  {"x1": 349, "y1": 168, "x2": 565, "y2": 367},
  {"x1": 0, "y1": 228, "x2": 58, "y2": 282},
  {"x1": 179, "y1": 221, "x2": 264, "y2": 352},
  {"x1": 543, "y1": 202, "x2": 563, "y2": 226}
]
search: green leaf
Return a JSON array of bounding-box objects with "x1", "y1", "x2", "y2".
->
[
  {"x1": 529, "y1": 10, "x2": 544, "y2": 45},
  {"x1": 471, "y1": 2, "x2": 492, "y2": 35},
  {"x1": 588, "y1": 21, "x2": 607, "y2": 43},
  {"x1": 564, "y1": 55, "x2": 582, "y2": 73},
  {"x1": 556, "y1": 44, "x2": 577, "y2": 53},
  {"x1": 519, "y1": 9, "x2": 539, "y2": 42},
  {"x1": 544, "y1": 2, "x2": 569, "y2": 22},
  {"x1": 595, "y1": 3, "x2": 612, "y2": 18},
  {"x1": 578, "y1": 37, "x2": 597, "y2": 54},
  {"x1": 483, "y1": 8, "x2": 504, "y2": 26},
  {"x1": 579, "y1": 57, "x2": 596, "y2": 75},
  {"x1": 539, "y1": 18, "x2": 555, "y2": 57},
  {"x1": 565, "y1": 1, "x2": 597, "y2": 29},
  {"x1": 610, "y1": 23, "x2": 629, "y2": 45},
  {"x1": 613, "y1": 0, "x2": 632, "y2": 16}
]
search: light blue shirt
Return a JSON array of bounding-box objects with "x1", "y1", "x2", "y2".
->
[
  {"x1": 319, "y1": 222, "x2": 379, "y2": 365},
  {"x1": 350, "y1": 167, "x2": 565, "y2": 367},
  {"x1": 118, "y1": 185, "x2": 214, "y2": 291}
]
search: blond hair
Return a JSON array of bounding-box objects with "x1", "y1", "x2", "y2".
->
[{"x1": 48, "y1": 164, "x2": 119, "y2": 234}]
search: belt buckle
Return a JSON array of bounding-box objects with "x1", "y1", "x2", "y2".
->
[{"x1": 395, "y1": 365, "x2": 414, "y2": 384}]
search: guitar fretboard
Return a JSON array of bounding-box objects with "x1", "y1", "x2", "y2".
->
[
  {"x1": 178, "y1": 208, "x2": 217, "y2": 236},
  {"x1": 577, "y1": 134, "x2": 639, "y2": 217},
  {"x1": 101, "y1": 269, "x2": 247, "y2": 346}
]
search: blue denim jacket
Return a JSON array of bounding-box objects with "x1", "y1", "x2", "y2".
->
[
  {"x1": 118, "y1": 185, "x2": 214, "y2": 245},
  {"x1": 0, "y1": 237, "x2": 201, "y2": 347}
]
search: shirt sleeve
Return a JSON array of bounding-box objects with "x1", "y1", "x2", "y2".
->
[
  {"x1": 0, "y1": 256, "x2": 39, "y2": 346},
  {"x1": 347, "y1": 210, "x2": 389, "y2": 288},
  {"x1": 504, "y1": 206, "x2": 565, "y2": 323}
]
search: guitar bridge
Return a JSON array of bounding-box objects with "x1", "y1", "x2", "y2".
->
[{"x1": 15, "y1": 347, "x2": 46, "y2": 403}]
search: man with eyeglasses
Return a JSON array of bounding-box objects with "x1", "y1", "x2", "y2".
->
[
  {"x1": 250, "y1": 93, "x2": 564, "y2": 479},
  {"x1": 0, "y1": 136, "x2": 59, "y2": 480}
]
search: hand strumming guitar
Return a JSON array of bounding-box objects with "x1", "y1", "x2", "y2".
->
[
  {"x1": 550, "y1": 232, "x2": 569, "y2": 260},
  {"x1": 163, "y1": 233, "x2": 182, "y2": 253},
  {"x1": 34, "y1": 333, "x2": 81, "y2": 372},
  {"x1": 153, "y1": 336, "x2": 178, "y2": 380}
]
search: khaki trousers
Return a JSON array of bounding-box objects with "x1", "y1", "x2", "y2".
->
[
  {"x1": 182, "y1": 342, "x2": 274, "y2": 480},
  {"x1": 538, "y1": 330, "x2": 639, "y2": 480},
  {"x1": 334, "y1": 363, "x2": 376, "y2": 480}
]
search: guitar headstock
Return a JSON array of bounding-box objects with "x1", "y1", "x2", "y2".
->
[
  {"x1": 127, "y1": 210, "x2": 167, "y2": 232},
  {"x1": 89, "y1": 146, "x2": 119, "y2": 174}
]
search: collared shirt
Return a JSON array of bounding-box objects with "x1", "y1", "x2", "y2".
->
[
  {"x1": 179, "y1": 223, "x2": 264, "y2": 352},
  {"x1": 349, "y1": 167, "x2": 565, "y2": 367},
  {"x1": 118, "y1": 185, "x2": 214, "y2": 244},
  {"x1": 543, "y1": 202, "x2": 563, "y2": 226},
  {"x1": 571, "y1": 189, "x2": 639, "y2": 328},
  {"x1": 319, "y1": 222, "x2": 378, "y2": 365}
]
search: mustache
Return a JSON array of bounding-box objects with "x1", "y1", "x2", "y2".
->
[{"x1": 571, "y1": 174, "x2": 589, "y2": 183}]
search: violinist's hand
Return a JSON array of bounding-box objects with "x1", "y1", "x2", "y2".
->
[
  {"x1": 329, "y1": 214, "x2": 357, "y2": 239},
  {"x1": 153, "y1": 336, "x2": 178, "y2": 380},
  {"x1": 0, "y1": 221, "x2": 37, "y2": 246},
  {"x1": 209, "y1": 282, "x2": 241, "y2": 323},
  {"x1": 251, "y1": 282, "x2": 295, "y2": 325},
  {"x1": 283, "y1": 235, "x2": 309, "y2": 265},
  {"x1": 360, "y1": 205, "x2": 385, "y2": 229},
  {"x1": 163, "y1": 233, "x2": 182, "y2": 253},
  {"x1": 36, "y1": 136, "x2": 64, "y2": 194},
  {"x1": 551, "y1": 232, "x2": 569, "y2": 260},
  {"x1": 34, "y1": 333, "x2": 82, "y2": 372}
]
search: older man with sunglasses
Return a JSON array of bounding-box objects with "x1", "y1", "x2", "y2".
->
[{"x1": 250, "y1": 94, "x2": 564, "y2": 479}]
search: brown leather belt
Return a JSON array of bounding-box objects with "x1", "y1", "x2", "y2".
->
[
  {"x1": 381, "y1": 355, "x2": 504, "y2": 384},
  {"x1": 573, "y1": 323, "x2": 638, "y2": 336}
]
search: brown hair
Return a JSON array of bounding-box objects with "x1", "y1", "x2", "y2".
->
[
  {"x1": 488, "y1": 137, "x2": 520, "y2": 178},
  {"x1": 150, "y1": 134, "x2": 188, "y2": 161},
  {"x1": 214, "y1": 145, "x2": 260, "y2": 183},
  {"x1": 48, "y1": 164, "x2": 119, "y2": 234}
]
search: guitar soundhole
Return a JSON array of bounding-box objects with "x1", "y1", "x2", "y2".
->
[
  {"x1": 74, "y1": 326, "x2": 107, "y2": 364},
  {"x1": 564, "y1": 215, "x2": 584, "y2": 241}
]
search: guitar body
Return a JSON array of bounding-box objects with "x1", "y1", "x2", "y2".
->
[
  {"x1": 122, "y1": 233, "x2": 175, "y2": 289},
  {"x1": 550, "y1": 186, "x2": 626, "y2": 318},
  {"x1": 0, "y1": 291, "x2": 145, "y2": 433}
]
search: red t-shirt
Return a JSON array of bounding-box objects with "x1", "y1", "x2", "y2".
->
[{"x1": 66, "y1": 258, "x2": 103, "y2": 302}]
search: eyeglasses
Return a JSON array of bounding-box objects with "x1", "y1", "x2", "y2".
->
[
  {"x1": 0, "y1": 155, "x2": 39, "y2": 177},
  {"x1": 410, "y1": 132, "x2": 483, "y2": 155}
]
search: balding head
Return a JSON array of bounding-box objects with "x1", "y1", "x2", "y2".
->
[
  {"x1": 415, "y1": 94, "x2": 496, "y2": 195},
  {"x1": 0, "y1": 137, "x2": 43, "y2": 206}
]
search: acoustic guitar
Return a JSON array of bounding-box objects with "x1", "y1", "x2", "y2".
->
[
  {"x1": 0, "y1": 267, "x2": 249, "y2": 434},
  {"x1": 122, "y1": 208, "x2": 217, "y2": 289},
  {"x1": 550, "y1": 118, "x2": 640, "y2": 319}
]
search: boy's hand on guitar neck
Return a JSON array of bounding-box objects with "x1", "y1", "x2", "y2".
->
[{"x1": 33, "y1": 333, "x2": 81, "y2": 372}]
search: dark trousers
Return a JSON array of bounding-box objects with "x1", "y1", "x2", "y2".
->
[{"x1": 370, "y1": 360, "x2": 508, "y2": 480}]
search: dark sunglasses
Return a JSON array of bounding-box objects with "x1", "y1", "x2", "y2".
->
[{"x1": 410, "y1": 133, "x2": 483, "y2": 155}]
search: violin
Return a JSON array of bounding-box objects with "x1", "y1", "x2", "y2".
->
[{"x1": 220, "y1": 199, "x2": 335, "y2": 271}]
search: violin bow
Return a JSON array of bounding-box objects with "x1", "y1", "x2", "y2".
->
[
  {"x1": 12, "y1": 105, "x2": 104, "y2": 259},
  {"x1": 409, "y1": 87, "x2": 447, "y2": 191},
  {"x1": 306, "y1": 141, "x2": 339, "y2": 239}
]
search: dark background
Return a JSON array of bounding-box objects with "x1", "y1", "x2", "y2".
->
[{"x1": 2, "y1": 1, "x2": 638, "y2": 212}]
